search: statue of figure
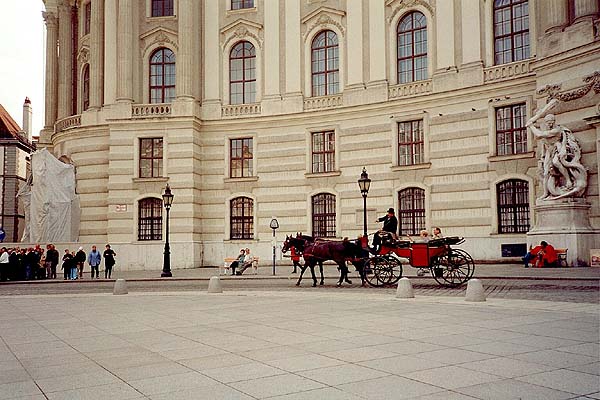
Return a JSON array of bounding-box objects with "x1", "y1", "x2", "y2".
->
[{"x1": 526, "y1": 99, "x2": 587, "y2": 201}]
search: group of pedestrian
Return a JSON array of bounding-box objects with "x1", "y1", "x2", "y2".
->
[{"x1": 0, "y1": 244, "x2": 116, "y2": 282}]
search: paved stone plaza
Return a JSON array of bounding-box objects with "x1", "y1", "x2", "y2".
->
[{"x1": 0, "y1": 290, "x2": 598, "y2": 399}]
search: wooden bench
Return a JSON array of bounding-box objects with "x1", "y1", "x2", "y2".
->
[
  {"x1": 221, "y1": 257, "x2": 259, "y2": 275},
  {"x1": 555, "y1": 248, "x2": 568, "y2": 267}
]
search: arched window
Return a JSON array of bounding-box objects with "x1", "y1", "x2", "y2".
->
[
  {"x1": 152, "y1": 0, "x2": 174, "y2": 17},
  {"x1": 398, "y1": 188, "x2": 425, "y2": 236},
  {"x1": 150, "y1": 48, "x2": 176, "y2": 103},
  {"x1": 230, "y1": 41, "x2": 256, "y2": 105},
  {"x1": 312, "y1": 193, "x2": 336, "y2": 237},
  {"x1": 311, "y1": 30, "x2": 339, "y2": 97},
  {"x1": 493, "y1": 0, "x2": 530, "y2": 65},
  {"x1": 230, "y1": 197, "x2": 254, "y2": 239},
  {"x1": 138, "y1": 198, "x2": 162, "y2": 241},
  {"x1": 497, "y1": 179, "x2": 530, "y2": 233},
  {"x1": 82, "y1": 64, "x2": 90, "y2": 112},
  {"x1": 397, "y1": 11, "x2": 427, "y2": 84}
]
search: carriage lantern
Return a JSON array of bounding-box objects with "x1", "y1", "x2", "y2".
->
[
  {"x1": 357, "y1": 167, "x2": 371, "y2": 237},
  {"x1": 161, "y1": 184, "x2": 174, "y2": 277},
  {"x1": 269, "y1": 217, "x2": 279, "y2": 276}
]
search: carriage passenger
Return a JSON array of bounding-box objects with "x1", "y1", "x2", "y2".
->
[{"x1": 432, "y1": 227, "x2": 443, "y2": 239}]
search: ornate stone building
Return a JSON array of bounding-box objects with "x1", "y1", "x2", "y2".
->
[{"x1": 38, "y1": 0, "x2": 599, "y2": 269}]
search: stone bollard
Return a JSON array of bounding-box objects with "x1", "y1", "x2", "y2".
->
[
  {"x1": 396, "y1": 277, "x2": 415, "y2": 298},
  {"x1": 113, "y1": 279, "x2": 128, "y2": 295},
  {"x1": 207, "y1": 276, "x2": 223, "y2": 293},
  {"x1": 465, "y1": 279, "x2": 486, "y2": 302}
]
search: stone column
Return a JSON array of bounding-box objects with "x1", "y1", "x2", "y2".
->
[
  {"x1": 43, "y1": 11, "x2": 58, "y2": 129},
  {"x1": 368, "y1": 0, "x2": 386, "y2": 83},
  {"x1": 460, "y1": 0, "x2": 482, "y2": 65},
  {"x1": 543, "y1": 0, "x2": 567, "y2": 32},
  {"x1": 264, "y1": 1, "x2": 280, "y2": 99},
  {"x1": 436, "y1": 1, "x2": 455, "y2": 70},
  {"x1": 574, "y1": 0, "x2": 599, "y2": 19},
  {"x1": 57, "y1": 4, "x2": 73, "y2": 119},
  {"x1": 203, "y1": 0, "x2": 220, "y2": 102},
  {"x1": 176, "y1": 0, "x2": 194, "y2": 100},
  {"x1": 284, "y1": 0, "x2": 301, "y2": 95},
  {"x1": 90, "y1": 0, "x2": 104, "y2": 110},
  {"x1": 117, "y1": 0, "x2": 133, "y2": 103},
  {"x1": 104, "y1": 0, "x2": 117, "y2": 105},
  {"x1": 347, "y1": 1, "x2": 363, "y2": 87}
]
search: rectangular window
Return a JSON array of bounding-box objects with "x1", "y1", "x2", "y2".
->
[
  {"x1": 398, "y1": 120, "x2": 424, "y2": 166},
  {"x1": 139, "y1": 138, "x2": 163, "y2": 178},
  {"x1": 493, "y1": 0, "x2": 530, "y2": 64},
  {"x1": 312, "y1": 194, "x2": 336, "y2": 238},
  {"x1": 311, "y1": 131, "x2": 335, "y2": 173},
  {"x1": 138, "y1": 198, "x2": 162, "y2": 241},
  {"x1": 84, "y1": 2, "x2": 91, "y2": 35},
  {"x1": 152, "y1": 0, "x2": 174, "y2": 17},
  {"x1": 497, "y1": 180, "x2": 530, "y2": 233},
  {"x1": 230, "y1": 138, "x2": 253, "y2": 178},
  {"x1": 496, "y1": 103, "x2": 527, "y2": 156},
  {"x1": 231, "y1": 0, "x2": 254, "y2": 10},
  {"x1": 230, "y1": 197, "x2": 254, "y2": 240}
]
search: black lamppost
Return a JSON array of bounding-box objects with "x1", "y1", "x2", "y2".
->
[
  {"x1": 269, "y1": 217, "x2": 279, "y2": 276},
  {"x1": 161, "y1": 184, "x2": 174, "y2": 277},
  {"x1": 357, "y1": 167, "x2": 371, "y2": 237}
]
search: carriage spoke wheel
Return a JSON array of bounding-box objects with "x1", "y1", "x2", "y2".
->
[
  {"x1": 383, "y1": 255, "x2": 403, "y2": 285},
  {"x1": 431, "y1": 250, "x2": 473, "y2": 287},
  {"x1": 364, "y1": 257, "x2": 385, "y2": 287}
]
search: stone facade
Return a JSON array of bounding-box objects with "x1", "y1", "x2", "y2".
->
[{"x1": 37, "y1": 0, "x2": 599, "y2": 270}]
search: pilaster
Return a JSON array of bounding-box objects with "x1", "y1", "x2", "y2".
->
[
  {"x1": 103, "y1": 0, "x2": 117, "y2": 105},
  {"x1": 117, "y1": 0, "x2": 134, "y2": 103},
  {"x1": 57, "y1": 4, "x2": 73, "y2": 119},
  {"x1": 574, "y1": 0, "x2": 599, "y2": 20},
  {"x1": 435, "y1": 0, "x2": 455, "y2": 71},
  {"x1": 43, "y1": 11, "x2": 58, "y2": 130},
  {"x1": 203, "y1": 0, "x2": 221, "y2": 118},
  {"x1": 264, "y1": 1, "x2": 281, "y2": 99},
  {"x1": 176, "y1": 0, "x2": 194, "y2": 101},
  {"x1": 90, "y1": 0, "x2": 104, "y2": 110},
  {"x1": 543, "y1": 0, "x2": 568, "y2": 33}
]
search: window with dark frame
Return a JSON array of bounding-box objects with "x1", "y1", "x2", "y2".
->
[
  {"x1": 230, "y1": 197, "x2": 254, "y2": 240},
  {"x1": 397, "y1": 11, "x2": 428, "y2": 84},
  {"x1": 150, "y1": 48, "x2": 176, "y2": 103},
  {"x1": 311, "y1": 131, "x2": 335, "y2": 173},
  {"x1": 311, "y1": 30, "x2": 339, "y2": 97},
  {"x1": 497, "y1": 179, "x2": 530, "y2": 233},
  {"x1": 398, "y1": 120, "x2": 424, "y2": 166},
  {"x1": 82, "y1": 64, "x2": 90, "y2": 112},
  {"x1": 493, "y1": 0, "x2": 530, "y2": 65},
  {"x1": 231, "y1": 0, "x2": 254, "y2": 10},
  {"x1": 496, "y1": 103, "x2": 527, "y2": 155},
  {"x1": 312, "y1": 193, "x2": 336, "y2": 238},
  {"x1": 398, "y1": 188, "x2": 425, "y2": 236},
  {"x1": 139, "y1": 138, "x2": 163, "y2": 178},
  {"x1": 138, "y1": 198, "x2": 163, "y2": 241},
  {"x1": 230, "y1": 138, "x2": 253, "y2": 178},
  {"x1": 229, "y1": 41, "x2": 256, "y2": 105},
  {"x1": 84, "y1": 2, "x2": 91, "y2": 35},
  {"x1": 151, "y1": 0, "x2": 174, "y2": 17}
]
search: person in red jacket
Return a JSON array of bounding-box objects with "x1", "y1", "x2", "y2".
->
[
  {"x1": 290, "y1": 246, "x2": 302, "y2": 274},
  {"x1": 522, "y1": 241, "x2": 558, "y2": 268}
]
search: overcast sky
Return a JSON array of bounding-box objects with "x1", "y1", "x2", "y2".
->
[{"x1": 0, "y1": 1, "x2": 45, "y2": 136}]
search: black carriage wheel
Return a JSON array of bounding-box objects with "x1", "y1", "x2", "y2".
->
[
  {"x1": 452, "y1": 249, "x2": 475, "y2": 279},
  {"x1": 383, "y1": 255, "x2": 403, "y2": 285},
  {"x1": 364, "y1": 257, "x2": 384, "y2": 287},
  {"x1": 431, "y1": 250, "x2": 472, "y2": 287}
]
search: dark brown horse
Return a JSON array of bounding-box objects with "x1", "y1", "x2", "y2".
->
[{"x1": 282, "y1": 234, "x2": 368, "y2": 287}]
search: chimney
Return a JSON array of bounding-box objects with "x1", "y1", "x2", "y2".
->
[{"x1": 23, "y1": 97, "x2": 33, "y2": 141}]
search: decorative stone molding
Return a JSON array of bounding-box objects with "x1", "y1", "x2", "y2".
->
[
  {"x1": 301, "y1": 6, "x2": 346, "y2": 39},
  {"x1": 140, "y1": 27, "x2": 179, "y2": 56},
  {"x1": 304, "y1": 94, "x2": 343, "y2": 111},
  {"x1": 42, "y1": 11, "x2": 58, "y2": 26},
  {"x1": 483, "y1": 60, "x2": 532, "y2": 83},
  {"x1": 132, "y1": 103, "x2": 172, "y2": 118},
  {"x1": 386, "y1": 0, "x2": 435, "y2": 23},
  {"x1": 54, "y1": 115, "x2": 81, "y2": 133},
  {"x1": 221, "y1": 103, "x2": 261, "y2": 117},
  {"x1": 77, "y1": 47, "x2": 90, "y2": 64},
  {"x1": 220, "y1": 19, "x2": 264, "y2": 50},
  {"x1": 537, "y1": 71, "x2": 600, "y2": 101},
  {"x1": 389, "y1": 80, "x2": 432, "y2": 98}
]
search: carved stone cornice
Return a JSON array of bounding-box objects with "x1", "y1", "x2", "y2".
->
[
  {"x1": 301, "y1": 6, "x2": 346, "y2": 39},
  {"x1": 386, "y1": 0, "x2": 435, "y2": 23},
  {"x1": 537, "y1": 71, "x2": 600, "y2": 102},
  {"x1": 42, "y1": 11, "x2": 58, "y2": 26},
  {"x1": 140, "y1": 27, "x2": 179, "y2": 55},
  {"x1": 220, "y1": 19, "x2": 264, "y2": 49}
]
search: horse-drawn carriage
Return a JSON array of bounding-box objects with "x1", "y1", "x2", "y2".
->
[{"x1": 282, "y1": 233, "x2": 475, "y2": 288}]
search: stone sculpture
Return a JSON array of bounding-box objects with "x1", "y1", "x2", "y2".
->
[{"x1": 526, "y1": 99, "x2": 587, "y2": 201}]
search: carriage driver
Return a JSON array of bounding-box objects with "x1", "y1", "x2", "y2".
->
[{"x1": 371, "y1": 208, "x2": 398, "y2": 254}]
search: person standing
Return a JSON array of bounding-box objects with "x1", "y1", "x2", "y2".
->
[
  {"x1": 75, "y1": 247, "x2": 86, "y2": 278},
  {"x1": 0, "y1": 247, "x2": 9, "y2": 281},
  {"x1": 88, "y1": 245, "x2": 102, "y2": 279},
  {"x1": 290, "y1": 246, "x2": 301, "y2": 274},
  {"x1": 62, "y1": 249, "x2": 72, "y2": 280},
  {"x1": 103, "y1": 244, "x2": 116, "y2": 279},
  {"x1": 46, "y1": 244, "x2": 59, "y2": 279}
]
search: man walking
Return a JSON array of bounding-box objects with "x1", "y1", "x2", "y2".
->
[
  {"x1": 88, "y1": 245, "x2": 102, "y2": 279},
  {"x1": 103, "y1": 244, "x2": 116, "y2": 279},
  {"x1": 75, "y1": 247, "x2": 86, "y2": 278}
]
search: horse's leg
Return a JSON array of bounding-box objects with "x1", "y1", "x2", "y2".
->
[
  {"x1": 343, "y1": 262, "x2": 352, "y2": 284},
  {"x1": 296, "y1": 263, "x2": 308, "y2": 286},
  {"x1": 336, "y1": 262, "x2": 345, "y2": 286},
  {"x1": 319, "y1": 262, "x2": 324, "y2": 285},
  {"x1": 310, "y1": 264, "x2": 317, "y2": 287}
]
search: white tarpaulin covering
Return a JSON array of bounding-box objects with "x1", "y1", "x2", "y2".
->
[{"x1": 17, "y1": 149, "x2": 80, "y2": 243}]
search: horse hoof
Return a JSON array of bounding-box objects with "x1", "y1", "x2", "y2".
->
[
  {"x1": 320, "y1": 281, "x2": 324, "y2": 286},
  {"x1": 336, "y1": 282, "x2": 342, "y2": 287},
  {"x1": 312, "y1": 283, "x2": 317, "y2": 287},
  {"x1": 345, "y1": 280, "x2": 352, "y2": 284},
  {"x1": 295, "y1": 283, "x2": 300, "y2": 286}
]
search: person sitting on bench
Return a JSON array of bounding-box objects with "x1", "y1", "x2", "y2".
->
[
  {"x1": 230, "y1": 249, "x2": 245, "y2": 276},
  {"x1": 236, "y1": 248, "x2": 254, "y2": 275},
  {"x1": 522, "y1": 241, "x2": 557, "y2": 268}
]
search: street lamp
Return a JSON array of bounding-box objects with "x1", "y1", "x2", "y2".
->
[
  {"x1": 161, "y1": 184, "x2": 174, "y2": 277},
  {"x1": 269, "y1": 217, "x2": 279, "y2": 276},
  {"x1": 357, "y1": 167, "x2": 371, "y2": 237}
]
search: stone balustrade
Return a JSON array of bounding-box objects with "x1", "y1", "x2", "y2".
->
[
  {"x1": 303, "y1": 94, "x2": 343, "y2": 111},
  {"x1": 484, "y1": 60, "x2": 532, "y2": 83},
  {"x1": 388, "y1": 80, "x2": 433, "y2": 99},
  {"x1": 221, "y1": 103, "x2": 261, "y2": 117},
  {"x1": 131, "y1": 103, "x2": 172, "y2": 118},
  {"x1": 54, "y1": 114, "x2": 81, "y2": 133}
]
